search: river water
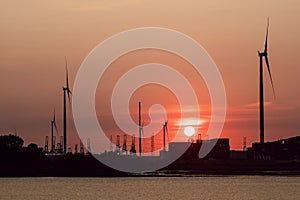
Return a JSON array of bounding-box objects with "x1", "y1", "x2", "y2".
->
[{"x1": 0, "y1": 176, "x2": 299, "y2": 199}]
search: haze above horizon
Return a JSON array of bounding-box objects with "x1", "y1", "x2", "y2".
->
[{"x1": 0, "y1": 0, "x2": 300, "y2": 150}]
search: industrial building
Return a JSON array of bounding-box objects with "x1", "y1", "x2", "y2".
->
[
  {"x1": 248, "y1": 136, "x2": 300, "y2": 160},
  {"x1": 168, "y1": 138, "x2": 230, "y2": 160}
]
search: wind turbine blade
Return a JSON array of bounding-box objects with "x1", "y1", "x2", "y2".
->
[
  {"x1": 264, "y1": 17, "x2": 269, "y2": 53},
  {"x1": 65, "y1": 56, "x2": 69, "y2": 89},
  {"x1": 164, "y1": 120, "x2": 169, "y2": 140},
  {"x1": 54, "y1": 122, "x2": 59, "y2": 135},
  {"x1": 67, "y1": 90, "x2": 71, "y2": 102},
  {"x1": 53, "y1": 109, "x2": 56, "y2": 122},
  {"x1": 141, "y1": 123, "x2": 144, "y2": 136},
  {"x1": 265, "y1": 56, "x2": 276, "y2": 98},
  {"x1": 166, "y1": 125, "x2": 168, "y2": 136},
  {"x1": 66, "y1": 88, "x2": 72, "y2": 104}
]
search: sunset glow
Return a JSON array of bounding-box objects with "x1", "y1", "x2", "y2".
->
[
  {"x1": 0, "y1": 1, "x2": 300, "y2": 151},
  {"x1": 176, "y1": 118, "x2": 206, "y2": 127}
]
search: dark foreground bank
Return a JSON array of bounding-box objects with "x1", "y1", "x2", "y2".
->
[{"x1": 1, "y1": 153, "x2": 300, "y2": 177}]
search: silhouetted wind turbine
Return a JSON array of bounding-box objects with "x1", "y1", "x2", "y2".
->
[
  {"x1": 258, "y1": 18, "x2": 275, "y2": 144},
  {"x1": 50, "y1": 109, "x2": 58, "y2": 153},
  {"x1": 63, "y1": 57, "x2": 72, "y2": 154}
]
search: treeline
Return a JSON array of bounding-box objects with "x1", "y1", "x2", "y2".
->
[
  {"x1": 0, "y1": 134, "x2": 45, "y2": 167},
  {"x1": 0, "y1": 134, "x2": 124, "y2": 176}
]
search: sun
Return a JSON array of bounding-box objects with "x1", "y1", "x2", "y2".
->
[{"x1": 184, "y1": 126, "x2": 195, "y2": 137}]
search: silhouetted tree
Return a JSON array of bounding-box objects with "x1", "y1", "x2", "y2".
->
[
  {"x1": 26, "y1": 143, "x2": 38, "y2": 151},
  {"x1": 0, "y1": 134, "x2": 24, "y2": 150}
]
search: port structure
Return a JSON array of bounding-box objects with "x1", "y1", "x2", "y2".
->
[
  {"x1": 130, "y1": 135, "x2": 136, "y2": 155},
  {"x1": 122, "y1": 134, "x2": 128, "y2": 154}
]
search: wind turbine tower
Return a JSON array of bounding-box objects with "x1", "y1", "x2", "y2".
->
[
  {"x1": 258, "y1": 18, "x2": 275, "y2": 144},
  {"x1": 163, "y1": 121, "x2": 168, "y2": 151},
  {"x1": 62, "y1": 57, "x2": 72, "y2": 154},
  {"x1": 138, "y1": 101, "x2": 142, "y2": 156}
]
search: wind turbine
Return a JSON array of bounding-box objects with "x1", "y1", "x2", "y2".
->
[
  {"x1": 63, "y1": 57, "x2": 72, "y2": 154},
  {"x1": 163, "y1": 120, "x2": 168, "y2": 151},
  {"x1": 258, "y1": 18, "x2": 275, "y2": 144},
  {"x1": 50, "y1": 109, "x2": 58, "y2": 153}
]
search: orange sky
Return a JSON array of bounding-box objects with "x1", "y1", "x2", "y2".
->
[{"x1": 0, "y1": 0, "x2": 300, "y2": 150}]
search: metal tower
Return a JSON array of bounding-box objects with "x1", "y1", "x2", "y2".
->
[
  {"x1": 130, "y1": 135, "x2": 136, "y2": 155},
  {"x1": 44, "y1": 136, "x2": 49, "y2": 152},
  {"x1": 122, "y1": 134, "x2": 128, "y2": 154},
  {"x1": 79, "y1": 140, "x2": 84, "y2": 154},
  {"x1": 116, "y1": 135, "x2": 121, "y2": 154},
  {"x1": 151, "y1": 134, "x2": 154, "y2": 156},
  {"x1": 87, "y1": 138, "x2": 91, "y2": 154}
]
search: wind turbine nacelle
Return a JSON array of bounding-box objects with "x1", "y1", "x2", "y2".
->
[{"x1": 258, "y1": 51, "x2": 267, "y2": 56}]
